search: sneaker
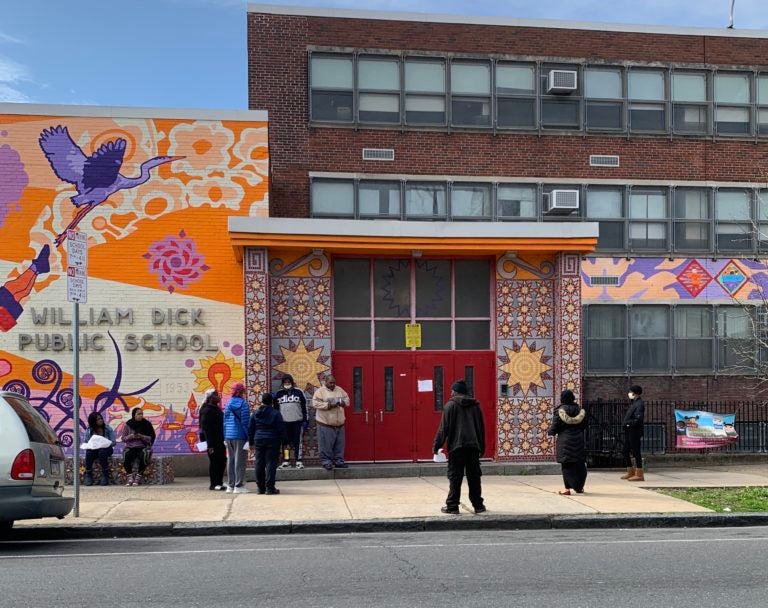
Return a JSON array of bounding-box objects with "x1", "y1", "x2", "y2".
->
[
  {"x1": 214, "y1": 485, "x2": 226, "y2": 491},
  {"x1": 225, "y1": 485, "x2": 234, "y2": 494},
  {"x1": 295, "y1": 461, "x2": 304, "y2": 470},
  {"x1": 279, "y1": 462, "x2": 292, "y2": 469},
  {"x1": 474, "y1": 506, "x2": 487, "y2": 514},
  {"x1": 257, "y1": 488, "x2": 266, "y2": 495},
  {"x1": 334, "y1": 463, "x2": 348, "y2": 469},
  {"x1": 84, "y1": 472, "x2": 94, "y2": 487},
  {"x1": 441, "y1": 506, "x2": 460, "y2": 515},
  {"x1": 265, "y1": 488, "x2": 280, "y2": 495},
  {"x1": 322, "y1": 463, "x2": 333, "y2": 471},
  {"x1": 125, "y1": 474, "x2": 134, "y2": 487},
  {"x1": 233, "y1": 486, "x2": 249, "y2": 494}
]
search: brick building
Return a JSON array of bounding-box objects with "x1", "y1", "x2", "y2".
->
[{"x1": 244, "y1": 4, "x2": 768, "y2": 461}]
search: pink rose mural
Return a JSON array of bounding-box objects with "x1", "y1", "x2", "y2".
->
[{"x1": 143, "y1": 230, "x2": 210, "y2": 293}]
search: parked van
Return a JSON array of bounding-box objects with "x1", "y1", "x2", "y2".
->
[{"x1": 0, "y1": 391, "x2": 73, "y2": 531}]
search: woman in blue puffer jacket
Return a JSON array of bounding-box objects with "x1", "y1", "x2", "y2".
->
[{"x1": 223, "y1": 383, "x2": 250, "y2": 493}]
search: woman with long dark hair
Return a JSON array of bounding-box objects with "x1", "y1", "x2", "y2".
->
[
  {"x1": 83, "y1": 412, "x2": 116, "y2": 486},
  {"x1": 199, "y1": 389, "x2": 227, "y2": 490},
  {"x1": 548, "y1": 389, "x2": 588, "y2": 495},
  {"x1": 121, "y1": 408, "x2": 156, "y2": 486}
]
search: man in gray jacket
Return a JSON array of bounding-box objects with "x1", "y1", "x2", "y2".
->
[{"x1": 433, "y1": 379, "x2": 486, "y2": 515}]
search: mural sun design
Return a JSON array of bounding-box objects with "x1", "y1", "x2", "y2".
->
[
  {"x1": 499, "y1": 342, "x2": 552, "y2": 395},
  {"x1": 274, "y1": 339, "x2": 330, "y2": 391}
]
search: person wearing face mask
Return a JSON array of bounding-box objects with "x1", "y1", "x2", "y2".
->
[
  {"x1": 274, "y1": 374, "x2": 308, "y2": 470},
  {"x1": 621, "y1": 385, "x2": 646, "y2": 481},
  {"x1": 311, "y1": 374, "x2": 349, "y2": 471}
]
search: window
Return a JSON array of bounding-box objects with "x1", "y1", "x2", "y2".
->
[
  {"x1": 496, "y1": 63, "x2": 536, "y2": 128},
  {"x1": 631, "y1": 306, "x2": 669, "y2": 371},
  {"x1": 450, "y1": 61, "x2": 491, "y2": 127},
  {"x1": 673, "y1": 188, "x2": 710, "y2": 251},
  {"x1": 716, "y1": 190, "x2": 752, "y2": 251},
  {"x1": 586, "y1": 306, "x2": 626, "y2": 371},
  {"x1": 715, "y1": 72, "x2": 751, "y2": 135},
  {"x1": 675, "y1": 306, "x2": 713, "y2": 371},
  {"x1": 718, "y1": 306, "x2": 754, "y2": 371},
  {"x1": 311, "y1": 180, "x2": 354, "y2": 216},
  {"x1": 359, "y1": 181, "x2": 401, "y2": 218},
  {"x1": 630, "y1": 189, "x2": 668, "y2": 250},
  {"x1": 629, "y1": 69, "x2": 666, "y2": 132},
  {"x1": 759, "y1": 75, "x2": 768, "y2": 136},
  {"x1": 672, "y1": 72, "x2": 709, "y2": 134},
  {"x1": 5, "y1": 394, "x2": 59, "y2": 445},
  {"x1": 586, "y1": 188, "x2": 624, "y2": 250},
  {"x1": 358, "y1": 56, "x2": 401, "y2": 124},
  {"x1": 497, "y1": 185, "x2": 537, "y2": 219},
  {"x1": 310, "y1": 55, "x2": 354, "y2": 122},
  {"x1": 758, "y1": 189, "x2": 768, "y2": 252},
  {"x1": 541, "y1": 64, "x2": 581, "y2": 129},
  {"x1": 405, "y1": 183, "x2": 447, "y2": 218},
  {"x1": 585, "y1": 68, "x2": 624, "y2": 130},
  {"x1": 405, "y1": 59, "x2": 446, "y2": 125},
  {"x1": 451, "y1": 183, "x2": 491, "y2": 218}
]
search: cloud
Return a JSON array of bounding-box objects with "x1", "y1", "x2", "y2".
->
[
  {"x1": 0, "y1": 55, "x2": 33, "y2": 103},
  {"x1": 0, "y1": 31, "x2": 22, "y2": 44}
]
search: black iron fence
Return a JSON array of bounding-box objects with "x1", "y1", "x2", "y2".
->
[{"x1": 584, "y1": 399, "x2": 768, "y2": 466}]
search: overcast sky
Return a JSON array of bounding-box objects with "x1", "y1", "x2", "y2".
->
[{"x1": 0, "y1": 0, "x2": 765, "y2": 109}]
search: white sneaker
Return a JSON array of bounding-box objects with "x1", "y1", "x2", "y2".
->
[
  {"x1": 295, "y1": 461, "x2": 304, "y2": 470},
  {"x1": 278, "y1": 462, "x2": 291, "y2": 469},
  {"x1": 233, "y1": 486, "x2": 249, "y2": 494},
  {"x1": 225, "y1": 485, "x2": 233, "y2": 494}
]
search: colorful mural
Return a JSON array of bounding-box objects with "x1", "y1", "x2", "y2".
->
[{"x1": 0, "y1": 109, "x2": 268, "y2": 453}]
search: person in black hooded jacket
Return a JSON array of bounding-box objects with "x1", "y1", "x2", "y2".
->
[
  {"x1": 433, "y1": 379, "x2": 486, "y2": 515},
  {"x1": 548, "y1": 389, "x2": 588, "y2": 495},
  {"x1": 199, "y1": 389, "x2": 227, "y2": 491}
]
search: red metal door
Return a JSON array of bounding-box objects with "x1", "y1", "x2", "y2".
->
[
  {"x1": 372, "y1": 355, "x2": 413, "y2": 461},
  {"x1": 456, "y1": 351, "x2": 497, "y2": 459},
  {"x1": 332, "y1": 353, "x2": 374, "y2": 462},
  {"x1": 413, "y1": 353, "x2": 454, "y2": 461}
]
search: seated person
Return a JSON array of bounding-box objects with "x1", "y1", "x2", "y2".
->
[
  {"x1": 121, "y1": 408, "x2": 156, "y2": 486},
  {"x1": 83, "y1": 411, "x2": 116, "y2": 486}
]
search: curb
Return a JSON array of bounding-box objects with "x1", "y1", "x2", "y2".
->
[{"x1": 5, "y1": 512, "x2": 768, "y2": 541}]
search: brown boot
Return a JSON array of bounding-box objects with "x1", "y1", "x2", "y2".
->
[
  {"x1": 620, "y1": 467, "x2": 635, "y2": 480},
  {"x1": 627, "y1": 468, "x2": 645, "y2": 481}
]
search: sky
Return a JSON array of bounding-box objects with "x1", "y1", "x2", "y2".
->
[{"x1": 0, "y1": 0, "x2": 766, "y2": 110}]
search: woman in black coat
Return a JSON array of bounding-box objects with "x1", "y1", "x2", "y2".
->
[
  {"x1": 199, "y1": 389, "x2": 227, "y2": 491},
  {"x1": 548, "y1": 389, "x2": 588, "y2": 495},
  {"x1": 621, "y1": 384, "x2": 645, "y2": 481}
]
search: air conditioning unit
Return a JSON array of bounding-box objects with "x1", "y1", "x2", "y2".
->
[
  {"x1": 547, "y1": 70, "x2": 578, "y2": 94},
  {"x1": 545, "y1": 189, "x2": 580, "y2": 215}
]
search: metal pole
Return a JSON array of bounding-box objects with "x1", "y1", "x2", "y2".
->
[{"x1": 72, "y1": 302, "x2": 80, "y2": 518}]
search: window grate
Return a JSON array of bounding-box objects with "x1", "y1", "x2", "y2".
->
[
  {"x1": 590, "y1": 155, "x2": 620, "y2": 167},
  {"x1": 589, "y1": 275, "x2": 620, "y2": 286},
  {"x1": 362, "y1": 148, "x2": 395, "y2": 161}
]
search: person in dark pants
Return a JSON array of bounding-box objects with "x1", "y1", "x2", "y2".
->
[
  {"x1": 432, "y1": 379, "x2": 486, "y2": 515},
  {"x1": 548, "y1": 389, "x2": 588, "y2": 495},
  {"x1": 248, "y1": 393, "x2": 287, "y2": 495},
  {"x1": 621, "y1": 384, "x2": 646, "y2": 481},
  {"x1": 199, "y1": 389, "x2": 227, "y2": 491},
  {"x1": 121, "y1": 408, "x2": 156, "y2": 486},
  {"x1": 274, "y1": 374, "x2": 308, "y2": 470},
  {"x1": 83, "y1": 412, "x2": 116, "y2": 486}
]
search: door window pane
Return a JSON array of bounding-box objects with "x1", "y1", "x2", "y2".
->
[
  {"x1": 673, "y1": 73, "x2": 707, "y2": 102},
  {"x1": 456, "y1": 321, "x2": 490, "y2": 349},
  {"x1": 359, "y1": 94, "x2": 400, "y2": 123},
  {"x1": 716, "y1": 190, "x2": 750, "y2": 221},
  {"x1": 418, "y1": 321, "x2": 452, "y2": 350},
  {"x1": 715, "y1": 73, "x2": 750, "y2": 103},
  {"x1": 374, "y1": 321, "x2": 408, "y2": 350},
  {"x1": 334, "y1": 259, "x2": 370, "y2": 317},
  {"x1": 451, "y1": 184, "x2": 491, "y2": 218},
  {"x1": 405, "y1": 96, "x2": 445, "y2": 124},
  {"x1": 311, "y1": 91, "x2": 353, "y2": 122},
  {"x1": 311, "y1": 56, "x2": 353, "y2": 88},
  {"x1": 405, "y1": 183, "x2": 447, "y2": 217},
  {"x1": 405, "y1": 61, "x2": 445, "y2": 92},
  {"x1": 498, "y1": 185, "x2": 536, "y2": 218},
  {"x1": 451, "y1": 62, "x2": 491, "y2": 94},
  {"x1": 334, "y1": 321, "x2": 371, "y2": 350},
  {"x1": 359, "y1": 58, "x2": 399, "y2": 90},
  {"x1": 312, "y1": 180, "x2": 354, "y2": 216},
  {"x1": 359, "y1": 181, "x2": 400, "y2": 217},
  {"x1": 586, "y1": 69, "x2": 622, "y2": 98},
  {"x1": 352, "y1": 367, "x2": 363, "y2": 412},
  {"x1": 383, "y1": 367, "x2": 395, "y2": 411},
  {"x1": 496, "y1": 64, "x2": 535, "y2": 94},
  {"x1": 629, "y1": 70, "x2": 665, "y2": 100},
  {"x1": 455, "y1": 260, "x2": 490, "y2": 317},
  {"x1": 433, "y1": 366, "x2": 444, "y2": 411},
  {"x1": 374, "y1": 260, "x2": 410, "y2": 317},
  {"x1": 415, "y1": 260, "x2": 451, "y2": 317},
  {"x1": 497, "y1": 98, "x2": 535, "y2": 128}
]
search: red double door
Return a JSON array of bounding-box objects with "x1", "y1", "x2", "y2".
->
[{"x1": 333, "y1": 351, "x2": 495, "y2": 462}]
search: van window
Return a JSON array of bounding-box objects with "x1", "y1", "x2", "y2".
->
[{"x1": 4, "y1": 394, "x2": 59, "y2": 445}]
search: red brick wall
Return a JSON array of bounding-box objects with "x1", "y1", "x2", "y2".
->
[
  {"x1": 584, "y1": 375, "x2": 768, "y2": 402},
  {"x1": 248, "y1": 12, "x2": 768, "y2": 219}
]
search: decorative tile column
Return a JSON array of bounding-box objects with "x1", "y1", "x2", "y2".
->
[
  {"x1": 244, "y1": 247, "x2": 270, "y2": 408},
  {"x1": 553, "y1": 252, "x2": 583, "y2": 402}
]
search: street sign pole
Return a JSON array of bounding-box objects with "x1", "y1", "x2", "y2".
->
[{"x1": 67, "y1": 230, "x2": 88, "y2": 518}]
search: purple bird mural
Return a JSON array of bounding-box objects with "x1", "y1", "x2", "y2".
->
[{"x1": 38, "y1": 126, "x2": 184, "y2": 247}]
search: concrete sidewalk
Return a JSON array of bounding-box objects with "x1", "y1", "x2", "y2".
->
[{"x1": 11, "y1": 464, "x2": 768, "y2": 534}]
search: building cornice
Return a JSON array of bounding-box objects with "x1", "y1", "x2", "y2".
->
[{"x1": 0, "y1": 103, "x2": 268, "y2": 122}]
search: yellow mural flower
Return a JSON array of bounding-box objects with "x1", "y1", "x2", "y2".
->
[
  {"x1": 274, "y1": 339, "x2": 330, "y2": 390},
  {"x1": 192, "y1": 351, "x2": 245, "y2": 395}
]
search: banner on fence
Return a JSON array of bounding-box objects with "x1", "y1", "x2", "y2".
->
[{"x1": 674, "y1": 409, "x2": 739, "y2": 448}]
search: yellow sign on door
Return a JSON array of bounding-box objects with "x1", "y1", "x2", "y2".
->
[{"x1": 405, "y1": 323, "x2": 422, "y2": 348}]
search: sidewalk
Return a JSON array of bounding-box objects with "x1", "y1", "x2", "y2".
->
[{"x1": 8, "y1": 464, "x2": 768, "y2": 537}]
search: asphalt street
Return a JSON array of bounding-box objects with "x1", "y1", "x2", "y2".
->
[{"x1": 2, "y1": 527, "x2": 768, "y2": 608}]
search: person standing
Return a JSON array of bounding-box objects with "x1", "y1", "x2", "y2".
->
[
  {"x1": 224, "y1": 382, "x2": 250, "y2": 494},
  {"x1": 121, "y1": 408, "x2": 156, "y2": 486},
  {"x1": 311, "y1": 374, "x2": 349, "y2": 471},
  {"x1": 621, "y1": 385, "x2": 646, "y2": 482},
  {"x1": 83, "y1": 412, "x2": 116, "y2": 486},
  {"x1": 199, "y1": 389, "x2": 227, "y2": 491},
  {"x1": 274, "y1": 374, "x2": 308, "y2": 470},
  {"x1": 432, "y1": 379, "x2": 486, "y2": 515},
  {"x1": 248, "y1": 393, "x2": 287, "y2": 495},
  {"x1": 548, "y1": 389, "x2": 588, "y2": 495}
]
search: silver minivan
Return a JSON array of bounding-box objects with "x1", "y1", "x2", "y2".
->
[{"x1": 0, "y1": 391, "x2": 73, "y2": 531}]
